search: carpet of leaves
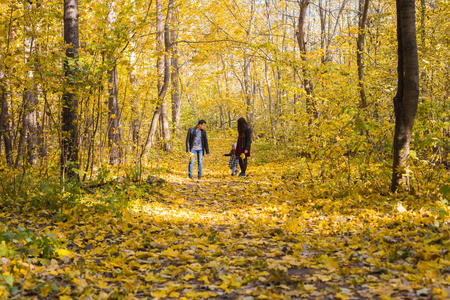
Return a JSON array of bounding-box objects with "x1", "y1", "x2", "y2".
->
[{"x1": 0, "y1": 146, "x2": 449, "y2": 299}]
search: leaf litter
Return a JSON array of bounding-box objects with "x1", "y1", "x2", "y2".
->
[{"x1": 0, "y1": 147, "x2": 449, "y2": 299}]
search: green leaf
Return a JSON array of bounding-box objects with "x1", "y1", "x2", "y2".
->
[
  {"x1": 440, "y1": 184, "x2": 450, "y2": 198},
  {"x1": 2, "y1": 275, "x2": 13, "y2": 287}
]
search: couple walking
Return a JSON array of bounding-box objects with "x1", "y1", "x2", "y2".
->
[{"x1": 185, "y1": 118, "x2": 252, "y2": 179}]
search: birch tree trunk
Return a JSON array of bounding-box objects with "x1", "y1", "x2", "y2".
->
[{"x1": 391, "y1": 0, "x2": 419, "y2": 192}]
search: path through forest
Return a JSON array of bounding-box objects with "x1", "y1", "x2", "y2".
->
[{"x1": 0, "y1": 145, "x2": 448, "y2": 299}]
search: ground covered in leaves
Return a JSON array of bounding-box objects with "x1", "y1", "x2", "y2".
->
[{"x1": 0, "y1": 142, "x2": 449, "y2": 299}]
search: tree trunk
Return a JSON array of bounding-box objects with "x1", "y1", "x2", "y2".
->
[
  {"x1": 244, "y1": 0, "x2": 255, "y2": 125},
  {"x1": 160, "y1": 101, "x2": 171, "y2": 151},
  {"x1": 297, "y1": 0, "x2": 318, "y2": 125},
  {"x1": 160, "y1": 0, "x2": 172, "y2": 152},
  {"x1": 141, "y1": 0, "x2": 173, "y2": 155},
  {"x1": 108, "y1": 62, "x2": 120, "y2": 165},
  {"x1": 0, "y1": 8, "x2": 14, "y2": 166},
  {"x1": 420, "y1": 0, "x2": 425, "y2": 48},
  {"x1": 130, "y1": 72, "x2": 140, "y2": 157},
  {"x1": 265, "y1": 62, "x2": 276, "y2": 139},
  {"x1": 319, "y1": 0, "x2": 326, "y2": 63},
  {"x1": 171, "y1": 5, "x2": 181, "y2": 139},
  {"x1": 106, "y1": 3, "x2": 120, "y2": 165},
  {"x1": 391, "y1": 0, "x2": 419, "y2": 193},
  {"x1": 0, "y1": 79, "x2": 13, "y2": 166},
  {"x1": 244, "y1": 53, "x2": 253, "y2": 125},
  {"x1": 357, "y1": 0, "x2": 370, "y2": 109},
  {"x1": 37, "y1": 111, "x2": 47, "y2": 157},
  {"x1": 61, "y1": 0, "x2": 80, "y2": 180},
  {"x1": 16, "y1": 4, "x2": 38, "y2": 167},
  {"x1": 16, "y1": 90, "x2": 38, "y2": 168}
]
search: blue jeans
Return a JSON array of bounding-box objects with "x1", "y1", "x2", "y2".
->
[{"x1": 188, "y1": 150, "x2": 203, "y2": 178}]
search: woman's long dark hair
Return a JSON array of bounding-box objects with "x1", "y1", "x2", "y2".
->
[{"x1": 237, "y1": 117, "x2": 249, "y2": 138}]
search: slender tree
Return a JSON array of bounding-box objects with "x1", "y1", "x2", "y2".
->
[
  {"x1": 171, "y1": 4, "x2": 181, "y2": 139},
  {"x1": 108, "y1": 63, "x2": 120, "y2": 165},
  {"x1": 107, "y1": 4, "x2": 120, "y2": 165},
  {"x1": 391, "y1": 0, "x2": 419, "y2": 192},
  {"x1": 0, "y1": 42, "x2": 14, "y2": 166},
  {"x1": 297, "y1": 0, "x2": 318, "y2": 125},
  {"x1": 130, "y1": 63, "x2": 140, "y2": 157},
  {"x1": 16, "y1": 3, "x2": 38, "y2": 167},
  {"x1": 61, "y1": 0, "x2": 80, "y2": 179},
  {"x1": 142, "y1": 0, "x2": 173, "y2": 155},
  {"x1": 357, "y1": 0, "x2": 370, "y2": 109},
  {"x1": 244, "y1": 0, "x2": 255, "y2": 125}
]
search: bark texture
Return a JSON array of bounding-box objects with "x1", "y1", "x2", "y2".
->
[
  {"x1": 297, "y1": 0, "x2": 318, "y2": 125},
  {"x1": 357, "y1": 0, "x2": 370, "y2": 109},
  {"x1": 61, "y1": 0, "x2": 80, "y2": 179},
  {"x1": 171, "y1": 5, "x2": 181, "y2": 139},
  {"x1": 391, "y1": 0, "x2": 419, "y2": 192},
  {"x1": 142, "y1": 0, "x2": 173, "y2": 155},
  {"x1": 108, "y1": 63, "x2": 120, "y2": 165}
]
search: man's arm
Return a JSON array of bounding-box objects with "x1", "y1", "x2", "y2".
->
[
  {"x1": 204, "y1": 131, "x2": 210, "y2": 155},
  {"x1": 186, "y1": 129, "x2": 191, "y2": 152}
]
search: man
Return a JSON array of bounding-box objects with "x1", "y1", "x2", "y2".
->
[{"x1": 186, "y1": 120, "x2": 209, "y2": 179}]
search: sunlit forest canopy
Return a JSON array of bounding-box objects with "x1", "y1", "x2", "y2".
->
[
  {"x1": 0, "y1": 0, "x2": 449, "y2": 298},
  {"x1": 0, "y1": 0, "x2": 448, "y2": 162}
]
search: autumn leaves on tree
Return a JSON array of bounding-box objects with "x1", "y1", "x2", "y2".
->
[
  {"x1": 1, "y1": 0, "x2": 446, "y2": 189},
  {"x1": 0, "y1": 0, "x2": 449, "y2": 299}
]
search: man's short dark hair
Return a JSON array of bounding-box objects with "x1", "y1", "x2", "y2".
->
[{"x1": 198, "y1": 120, "x2": 206, "y2": 125}]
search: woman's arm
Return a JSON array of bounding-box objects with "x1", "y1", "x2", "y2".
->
[{"x1": 244, "y1": 127, "x2": 252, "y2": 150}]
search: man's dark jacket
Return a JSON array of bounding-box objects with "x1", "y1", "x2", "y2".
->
[{"x1": 186, "y1": 127, "x2": 209, "y2": 154}]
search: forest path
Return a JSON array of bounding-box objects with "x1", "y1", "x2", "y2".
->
[{"x1": 0, "y1": 146, "x2": 445, "y2": 299}]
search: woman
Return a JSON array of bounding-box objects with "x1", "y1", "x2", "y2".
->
[{"x1": 235, "y1": 117, "x2": 252, "y2": 177}]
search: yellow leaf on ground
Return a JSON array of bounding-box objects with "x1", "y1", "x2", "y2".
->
[
  {"x1": 163, "y1": 248, "x2": 179, "y2": 259},
  {"x1": 151, "y1": 289, "x2": 168, "y2": 299}
]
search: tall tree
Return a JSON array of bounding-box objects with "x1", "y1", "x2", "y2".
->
[
  {"x1": 391, "y1": 0, "x2": 419, "y2": 192},
  {"x1": 244, "y1": 0, "x2": 255, "y2": 125},
  {"x1": 130, "y1": 57, "x2": 140, "y2": 157},
  {"x1": 0, "y1": 13, "x2": 14, "y2": 166},
  {"x1": 107, "y1": 4, "x2": 120, "y2": 165},
  {"x1": 297, "y1": 0, "x2": 318, "y2": 125},
  {"x1": 142, "y1": 0, "x2": 173, "y2": 155},
  {"x1": 171, "y1": 4, "x2": 181, "y2": 139},
  {"x1": 357, "y1": 0, "x2": 370, "y2": 109},
  {"x1": 61, "y1": 0, "x2": 80, "y2": 179},
  {"x1": 108, "y1": 63, "x2": 120, "y2": 165},
  {"x1": 16, "y1": 3, "x2": 38, "y2": 167}
]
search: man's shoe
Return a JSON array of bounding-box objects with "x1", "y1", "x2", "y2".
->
[{"x1": 239, "y1": 173, "x2": 246, "y2": 177}]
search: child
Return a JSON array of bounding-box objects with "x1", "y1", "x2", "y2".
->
[{"x1": 224, "y1": 143, "x2": 239, "y2": 176}]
